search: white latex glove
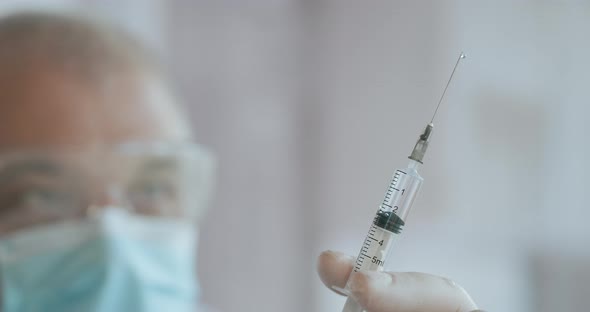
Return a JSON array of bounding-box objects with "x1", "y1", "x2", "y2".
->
[{"x1": 317, "y1": 250, "x2": 483, "y2": 312}]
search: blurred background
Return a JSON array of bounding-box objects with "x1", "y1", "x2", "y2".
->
[{"x1": 1, "y1": 1, "x2": 588, "y2": 311}]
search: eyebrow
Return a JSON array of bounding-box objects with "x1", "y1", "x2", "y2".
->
[{"x1": 0, "y1": 159, "x2": 64, "y2": 185}]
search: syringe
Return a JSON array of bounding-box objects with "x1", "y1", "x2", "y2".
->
[{"x1": 340, "y1": 52, "x2": 466, "y2": 312}]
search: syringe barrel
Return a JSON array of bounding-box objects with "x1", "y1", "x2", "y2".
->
[
  {"x1": 341, "y1": 224, "x2": 400, "y2": 312},
  {"x1": 379, "y1": 163, "x2": 423, "y2": 223},
  {"x1": 341, "y1": 162, "x2": 423, "y2": 312}
]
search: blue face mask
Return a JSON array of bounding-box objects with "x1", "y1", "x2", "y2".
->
[{"x1": 0, "y1": 208, "x2": 201, "y2": 312}]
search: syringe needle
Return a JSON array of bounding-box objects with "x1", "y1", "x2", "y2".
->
[
  {"x1": 409, "y1": 52, "x2": 465, "y2": 164},
  {"x1": 430, "y1": 52, "x2": 466, "y2": 124}
]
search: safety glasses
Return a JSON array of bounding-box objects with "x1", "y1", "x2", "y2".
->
[{"x1": 0, "y1": 142, "x2": 215, "y2": 235}]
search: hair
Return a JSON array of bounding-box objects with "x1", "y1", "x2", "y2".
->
[{"x1": 0, "y1": 11, "x2": 161, "y2": 82}]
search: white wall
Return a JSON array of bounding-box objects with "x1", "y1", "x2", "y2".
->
[{"x1": 165, "y1": 2, "x2": 308, "y2": 311}]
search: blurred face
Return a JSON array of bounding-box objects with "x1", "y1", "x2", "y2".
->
[{"x1": 0, "y1": 64, "x2": 196, "y2": 235}]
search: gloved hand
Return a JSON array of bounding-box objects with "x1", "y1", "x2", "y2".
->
[{"x1": 317, "y1": 250, "x2": 483, "y2": 312}]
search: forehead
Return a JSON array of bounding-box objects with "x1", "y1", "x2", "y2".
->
[{"x1": 0, "y1": 66, "x2": 192, "y2": 150}]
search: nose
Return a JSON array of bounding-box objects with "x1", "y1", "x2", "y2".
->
[{"x1": 86, "y1": 185, "x2": 130, "y2": 216}]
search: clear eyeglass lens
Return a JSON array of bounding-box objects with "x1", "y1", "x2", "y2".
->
[{"x1": 0, "y1": 145, "x2": 211, "y2": 234}]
